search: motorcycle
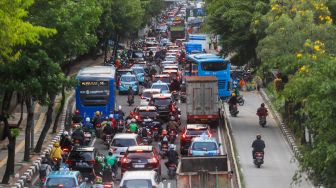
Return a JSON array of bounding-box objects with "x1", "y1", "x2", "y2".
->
[
  {"x1": 72, "y1": 138, "x2": 82, "y2": 146},
  {"x1": 237, "y1": 95, "x2": 245, "y2": 106},
  {"x1": 180, "y1": 92, "x2": 186, "y2": 103},
  {"x1": 39, "y1": 163, "x2": 51, "y2": 184},
  {"x1": 117, "y1": 120, "x2": 125, "y2": 133},
  {"x1": 128, "y1": 95, "x2": 134, "y2": 106},
  {"x1": 168, "y1": 130, "x2": 177, "y2": 144},
  {"x1": 105, "y1": 134, "x2": 112, "y2": 149},
  {"x1": 254, "y1": 152, "x2": 264, "y2": 168},
  {"x1": 259, "y1": 116, "x2": 267, "y2": 127},
  {"x1": 61, "y1": 146, "x2": 71, "y2": 159},
  {"x1": 172, "y1": 90, "x2": 179, "y2": 101},
  {"x1": 160, "y1": 142, "x2": 169, "y2": 158},
  {"x1": 83, "y1": 131, "x2": 92, "y2": 146},
  {"x1": 167, "y1": 163, "x2": 177, "y2": 179},
  {"x1": 140, "y1": 127, "x2": 152, "y2": 145},
  {"x1": 52, "y1": 157, "x2": 61, "y2": 171},
  {"x1": 229, "y1": 104, "x2": 239, "y2": 117}
]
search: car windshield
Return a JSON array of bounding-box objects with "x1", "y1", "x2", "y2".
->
[
  {"x1": 46, "y1": 177, "x2": 76, "y2": 188},
  {"x1": 69, "y1": 151, "x2": 93, "y2": 161},
  {"x1": 139, "y1": 111, "x2": 157, "y2": 118},
  {"x1": 143, "y1": 92, "x2": 157, "y2": 99},
  {"x1": 151, "y1": 84, "x2": 169, "y2": 91},
  {"x1": 153, "y1": 98, "x2": 170, "y2": 106},
  {"x1": 123, "y1": 179, "x2": 152, "y2": 188},
  {"x1": 133, "y1": 69, "x2": 144, "y2": 74},
  {"x1": 201, "y1": 62, "x2": 228, "y2": 71},
  {"x1": 186, "y1": 129, "x2": 208, "y2": 136},
  {"x1": 121, "y1": 76, "x2": 136, "y2": 82},
  {"x1": 112, "y1": 139, "x2": 136, "y2": 147},
  {"x1": 192, "y1": 142, "x2": 217, "y2": 151},
  {"x1": 153, "y1": 77, "x2": 170, "y2": 83}
]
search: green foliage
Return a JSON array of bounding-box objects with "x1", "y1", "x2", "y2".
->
[
  {"x1": 141, "y1": 0, "x2": 166, "y2": 26},
  {"x1": 10, "y1": 128, "x2": 20, "y2": 138},
  {"x1": 28, "y1": 0, "x2": 102, "y2": 65},
  {"x1": 0, "y1": 0, "x2": 56, "y2": 63}
]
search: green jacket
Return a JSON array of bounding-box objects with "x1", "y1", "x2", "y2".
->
[
  {"x1": 129, "y1": 122, "x2": 138, "y2": 133},
  {"x1": 105, "y1": 155, "x2": 117, "y2": 166}
]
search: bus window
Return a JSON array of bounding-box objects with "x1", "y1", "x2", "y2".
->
[
  {"x1": 79, "y1": 81, "x2": 110, "y2": 106},
  {"x1": 201, "y1": 62, "x2": 227, "y2": 71}
]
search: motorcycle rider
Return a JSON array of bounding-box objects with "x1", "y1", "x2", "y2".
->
[
  {"x1": 165, "y1": 144, "x2": 179, "y2": 168},
  {"x1": 42, "y1": 152, "x2": 54, "y2": 166},
  {"x1": 252, "y1": 134, "x2": 266, "y2": 159},
  {"x1": 159, "y1": 129, "x2": 169, "y2": 150},
  {"x1": 170, "y1": 79, "x2": 181, "y2": 92},
  {"x1": 50, "y1": 142, "x2": 63, "y2": 170},
  {"x1": 167, "y1": 116, "x2": 179, "y2": 133},
  {"x1": 139, "y1": 125, "x2": 148, "y2": 139},
  {"x1": 105, "y1": 152, "x2": 118, "y2": 176},
  {"x1": 168, "y1": 101, "x2": 177, "y2": 114},
  {"x1": 60, "y1": 131, "x2": 72, "y2": 149},
  {"x1": 40, "y1": 152, "x2": 53, "y2": 180},
  {"x1": 228, "y1": 93, "x2": 238, "y2": 112},
  {"x1": 115, "y1": 105, "x2": 125, "y2": 120},
  {"x1": 71, "y1": 124, "x2": 84, "y2": 145},
  {"x1": 127, "y1": 86, "x2": 134, "y2": 104},
  {"x1": 92, "y1": 111, "x2": 102, "y2": 128},
  {"x1": 94, "y1": 176, "x2": 104, "y2": 188},
  {"x1": 103, "y1": 121, "x2": 114, "y2": 141},
  {"x1": 83, "y1": 117, "x2": 94, "y2": 132},
  {"x1": 257, "y1": 103, "x2": 268, "y2": 120},
  {"x1": 72, "y1": 109, "x2": 82, "y2": 124},
  {"x1": 129, "y1": 118, "x2": 138, "y2": 133}
]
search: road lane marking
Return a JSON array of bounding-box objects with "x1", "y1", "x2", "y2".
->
[
  {"x1": 90, "y1": 137, "x2": 96, "y2": 147},
  {"x1": 217, "y1": 125, "x2": 224, "y2": 155},
  {"x1": 168, "y1": 182, "x2": 171, "y2": 188}
]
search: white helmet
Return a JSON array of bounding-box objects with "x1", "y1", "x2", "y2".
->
[
  {"x1": 109, "y1": 114, "x2": 114, "y2": 119},
  {"x1": 169, "y1": 144, "x2": 175, "y2": 150},
  {"x1": 85, "y1": 117, "x2": 90, "y2": 122},
  {"x1": 63, "y1": 131, "x2": 69, "y2": 136},
  {"x1": 170, "y1": 116, "x2": 175, "y2": 121},
  {"x1": 131, "y1": 118, "x2": 136, "y2": 122},
  {"x1": 118, "y1": 105, "x2": 122, "y2": 110}
]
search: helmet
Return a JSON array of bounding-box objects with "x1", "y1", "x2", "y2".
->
[
  {"x1": 261, "y1": 103, "x2": 265, "y2": 107},
  {"x1": 85, "y1": 117, "x2": 90, "y2": 122},
  {"x1": 109, "y1": 114, "x2": 114, "y2": 119},
  {"x1": 170, "y1": 116, "x2": 175, "y2": 121},
  {"x1": 95, "y1": 111, "x2": 100, "y2": 116},
  {"x1": 75, "y1": 109, "x2": 80, "y2": 115},
  {"x1": 162, "y1": 129, "x2": 167, "y2": 135},
  {"x1": 63, "y1": 131, "x2": 69, "y2": 136},
  {"x1": 169, "y1": 144, "x2": 175, "y2": 150},
  {"x1": 131, "y1": 118, "x2": 136, "y2": 122},
  {"x1": 256, "y1": 134, "x2": 261, "y2": 139},
  {"x1": 95, "y1": 176, "x2": 102, "y2": 184},
  {"x1": 118, "y1": 105, "x2": 122, "y2": 110},
  {"x1": 53, "y1": 142, "x2": 59, "y2": 147},
  {"x1": 108, "y1": 151, "x2": 113, "y2": 156},
  {"x1": 231, "y1": 93, "x2": 236, "y2": 97}
]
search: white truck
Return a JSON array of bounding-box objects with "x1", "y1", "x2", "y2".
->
[{"x1": 185, "y1": 76, "x2": 220, "y2": 125}]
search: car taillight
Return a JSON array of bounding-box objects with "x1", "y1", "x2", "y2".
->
[
  {"x1": 148, "y1": 157, "x2": 158, "y2": 163},
  {"x1": 122, "y1": 157, "x2": 131, "y2": 163},
  {"x1": 188, "y1": 149, "x2": 192, "y2": 156},
  {"x1": 96, "y1": 123, "x2": 101, "y2": 128},
  {"x1": 104, "y1": 185, "x2": 112, "y2": 188},
  {"x1": 88, "y1": 160, "x2": 95, "y2": 165}
]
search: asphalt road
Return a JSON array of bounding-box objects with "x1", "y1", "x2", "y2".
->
[{"x1": 226, "y1": 91, "x2": 312, "y2": 188}]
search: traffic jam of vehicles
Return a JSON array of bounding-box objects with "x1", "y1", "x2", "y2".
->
[{"x1": 39, "y1": 2, "x2": 235, "y2": 188}]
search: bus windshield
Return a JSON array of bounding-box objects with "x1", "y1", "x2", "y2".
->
[
  {"x1": 201, "y1": 62, "x2": 227, "y2": 71},
  {"x1": 79, "y1": 81, "x2": 109, "y2": 106}
]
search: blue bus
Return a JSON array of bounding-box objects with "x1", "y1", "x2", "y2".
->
[
  {"x1": 186, "y1": 53, "x2": 231, "y2": 98},
  {"x1": 187, "y1": 34, "x2": 207, "y2": 51},
  {"x1": 76, "y1": 66, "x2": 116, "y2": 119}
]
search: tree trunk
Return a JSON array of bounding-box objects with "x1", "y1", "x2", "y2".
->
[
  {"x1": 23, "y1": 97, "x2": 33, "y2": 161},
  {"x1": 17, "y1": 98, "x2": 24, "y2": 127},
  {"x1": 34, "y1": 93, "x2": 56, "y2": 153},
  {"x1": 52, "y1": 86, "x2": 65, "y2": 133},
  {"x1": 1, "y1": 117, "x2": 16, "y2": 184}
]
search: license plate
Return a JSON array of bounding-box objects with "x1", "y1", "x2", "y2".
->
[
  {"x1": 76, "y1": 162, "x2": 83, "y2": 166},
  {"x1": 133, "y1": 164, "x2": 144, "y2": 168}
]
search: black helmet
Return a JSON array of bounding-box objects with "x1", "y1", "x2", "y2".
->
[
  {"x1": 256, "y1": 134, "x2": 261, "y2": 139},
  {"x1": 108, "y1": 151, "x2": 113, "y2": 156},
  {"x1": 261, "y1": 103, "x2": 265, "y2": 107}
]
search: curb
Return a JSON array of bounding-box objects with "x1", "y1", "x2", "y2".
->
[
  {"x1": 258, "y1": 89, "x2": 303, "y2": 159},
  {"x1": 14, "y1": 92, "x2": 75, "y2": 188}
]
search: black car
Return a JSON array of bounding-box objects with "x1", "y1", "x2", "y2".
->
[
  {"x1": 66, "y1": 146, "x2": 97, "y2": 180},
  {"x1": 150, "y1": 93, "x2": 173, "y2": 118},
  {"x1": 180, "y1": 124, "x2": 212, "y2": 155},
  {"x1": 120, "y1": 145, "x2": 161, "y2": 177}
]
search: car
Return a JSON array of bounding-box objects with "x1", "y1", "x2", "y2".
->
[
  {"x1": 43, "y1": 170, "x2": 86, "y2": 188},
  {"x1": 132, "y1": 50, "x2": 145, "y2": 59},
  {"x1": 180, "y1": 124, "x2": 212, "y2": 155},
  {"x1": 161, "y1": 61, "x2": 175, "y2": 66},
  {"x1": 119, "y1": 73, "x2": 139, "y2": 94},
  {"x1": 110, "y1": 133, "x2": 141, "y2": 158},
  {"x1": 116, "y1": 68, "x2": 136, "y2": 87},
  {"x1": 119, "y1": 170, "x2": 161, "y2": 188},
  {"x1": 66, "y1": 147, "x2": 97, "y2": 180},
  {"x1": 134, "y1": 106, "x2": 159, "y2": 120},
  {"x1": 132, "y1": 66, "x2": 145, "y2": 84},
  {"x1": 120, "y1": 146, "x2": 161, "y2": 176},
  {"x1": 188, "y1": 134, "x2": 220, "y2": 156},
  {"x1": 150, "y1": 93, "x2": 173, "y2": 118},
  {"x1": 140, "y1": 89, "x2": 161, "y2": 106},
  {"x1": 151, "y1": 80, "x2": 170, "y2": 94},
  {"x1": 162, "y1": 69, "x2": 180, "y2": 81}
]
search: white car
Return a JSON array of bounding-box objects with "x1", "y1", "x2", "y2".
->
[
  {"x1": 140, "y1": 89, "x2": 161, "y2": 106},
  {"x1": 110, "y1": 133, "x2": 141, "y2": 158},
  {"x1": 120, "y1": 170, "x2": 161, "y2": 188}
]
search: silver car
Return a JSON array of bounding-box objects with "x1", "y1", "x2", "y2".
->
[{"x1": 110, "y1": 133, "x2": 140, "y2": 158}]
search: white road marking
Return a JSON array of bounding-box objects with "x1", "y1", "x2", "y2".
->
[
  {"x1": 159, "y1": 182, "x2": 164, "y2": 188},
  {"x1": 90, "y1": 137, "x2": 96, "y2": 147},
  {"x1": 168, "y1": 182, "x2": 171, "y2": 188},
  {"x1": 217, "y1": 125, "x2": 224, "y2": 154}
]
